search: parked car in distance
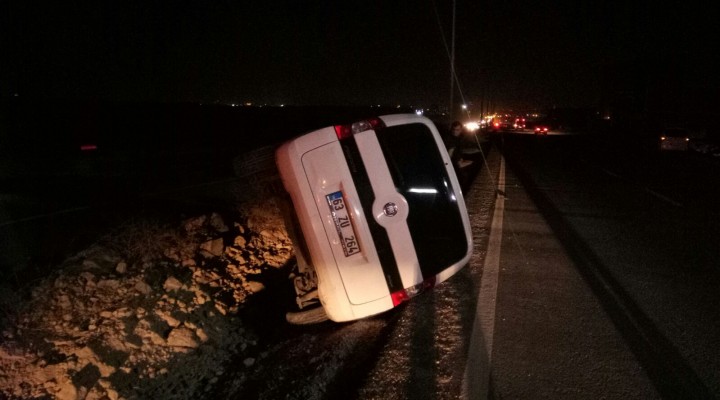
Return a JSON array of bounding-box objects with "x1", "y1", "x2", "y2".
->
[
  {"x1": 660, "y1": 128, "x2": 690, "y2": 151},
  {"x1": 488, "y1": 116, "x2": 516, "y2": 132},
  {"x1": 276, "y1": 114, "x2": 473, "y2": 323},
  {"x1": 534, "y1": 125, "x2": 549, "y2": 135}
]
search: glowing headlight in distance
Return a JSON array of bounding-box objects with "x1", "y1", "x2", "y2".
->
[{"x1": 464, "y1": 122, "x2": 480, "y2": 131}]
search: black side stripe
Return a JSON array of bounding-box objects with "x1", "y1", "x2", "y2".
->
[{"x1": 341, "y1": 137, "x2": 404, "y2": 293}]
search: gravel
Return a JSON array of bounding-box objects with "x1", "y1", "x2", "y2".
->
[{"x1": 1, "y1": 197, "x2": 294, "y2": 399}]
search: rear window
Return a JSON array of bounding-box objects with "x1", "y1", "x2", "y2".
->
[{"x1": 376, "y1": 123, "x2": 468, "y2": 275}]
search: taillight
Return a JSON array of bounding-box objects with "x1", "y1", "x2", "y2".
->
[
  {"x1": 334, "y1": 124, "x2": 353, "y2": 140},
  {"x1": 390, "y1": 277, "x2": 437, "y2": 306},
  {"x1": 334, "y1": 117, "x2": 386, "y2": 140}
]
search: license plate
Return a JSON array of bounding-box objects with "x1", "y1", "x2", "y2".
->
[{"x1": 326, "y1": 191, "x2": 361, "y2": 257}]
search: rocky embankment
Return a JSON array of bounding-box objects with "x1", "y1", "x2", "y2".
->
[{"x1": 0, "y1": 198, "x2": 294, "y2": 399}]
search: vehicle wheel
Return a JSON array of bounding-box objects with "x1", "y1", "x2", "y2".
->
[{"x1": 285, "y1": 305, "x2": 329, "y2": 325}]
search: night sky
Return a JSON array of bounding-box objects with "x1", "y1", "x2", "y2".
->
[{"x1": 2, "y1": 1, "x2": 718, "y2": 111}]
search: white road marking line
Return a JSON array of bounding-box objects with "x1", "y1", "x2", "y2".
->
[{"x1": 462, "y1": 156, "x2": 506, "y2": 400}]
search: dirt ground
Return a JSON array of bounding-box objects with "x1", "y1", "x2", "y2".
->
[{"x1": 0, "y1": 197, "x2": 295, "y2": 399}]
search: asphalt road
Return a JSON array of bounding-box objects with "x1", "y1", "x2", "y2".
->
[
  {"x1": 487, "y1": 132, "x2": 720, "y2": 399},
  {"x1": 489, "y1": 146, "x2": 659, "y2": 399}
]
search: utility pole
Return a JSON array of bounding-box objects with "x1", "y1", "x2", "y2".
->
[{"x1": 449, "y1": 0, "x2": 456, "y2": 119}]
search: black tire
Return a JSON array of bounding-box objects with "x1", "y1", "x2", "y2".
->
[{"x1": 285, "y1": 305, "x2": 329, "y2": 325}]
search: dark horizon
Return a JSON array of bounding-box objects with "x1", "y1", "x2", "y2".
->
[{"x1": 3, "y1": 1, "x2": 720, "y2": 120}]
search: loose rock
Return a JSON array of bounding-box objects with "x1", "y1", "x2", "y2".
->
[{"x1": 0, "y1": 205, "x2": 290, "y2": 399}]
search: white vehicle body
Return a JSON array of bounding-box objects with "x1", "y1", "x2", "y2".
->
[{"x1": 276, "y1": 114, "x2": 472, "y2": 322}]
